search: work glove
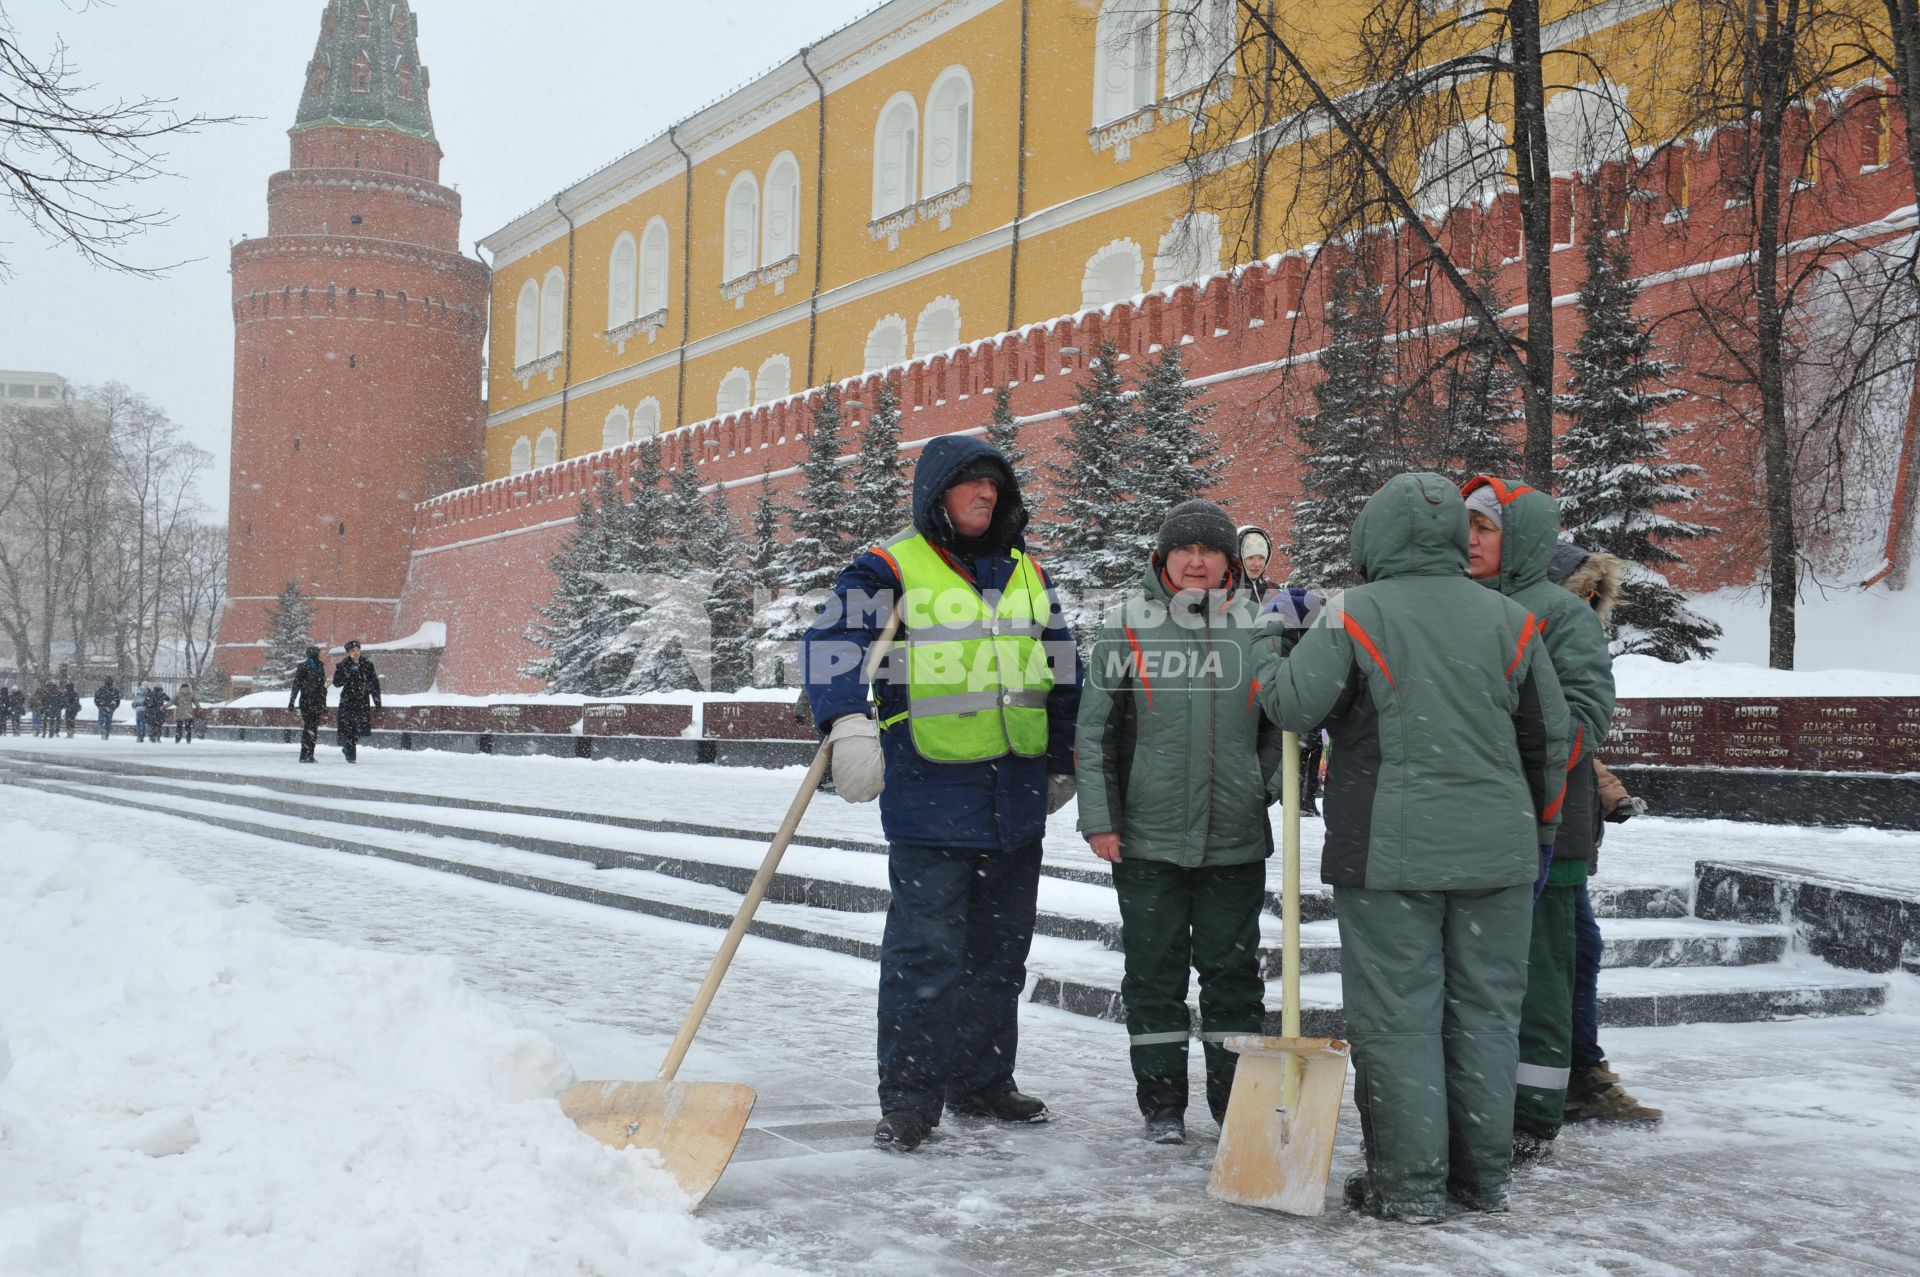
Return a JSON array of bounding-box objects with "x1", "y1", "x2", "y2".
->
[
  {"x1": 1533, "y1": 844, "x2": 1555, "y2": 901},
  {"x1": 826, "y1": 714, "x2": 885, "y2": 803},
  {"x1": 1604, "y1": 795, "x2": 1649, "y2": 825},
  {"x1": 1046, "y1": 774, "x2": 1077, "y2": 814}
]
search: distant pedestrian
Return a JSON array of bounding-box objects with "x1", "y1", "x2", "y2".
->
[
  {"x1": 288, "y1": 645, "x2": 328, "y2": 763},
  {"x1": 172, "y1": 683, "x2": 203, "y2": 743},
  {"x1": 4, "y1": 686, "x2": 19, "y2": 734},
  {"x1": 331, "y1": 641, "x2": 381, "y2": 763},
  {"x1": 32, "y1": 680, "x2": 59, "y2": 737},
  {"x1": 94, "y1": 677, "x2": 121, "y2": 739},
  {"x1": 143, "y1": 686, "x2": 172, "y2": 743},
  {"x1": 62, "y1": 682, "x2": 80, "y2": 737},
  {"x1": 1237, "y1": 525, "x2": 1275, "y2": 605}
]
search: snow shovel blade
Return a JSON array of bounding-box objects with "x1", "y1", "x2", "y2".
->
[
  {"x1": 1208, "y1": 1035, "x2": 1350, "y2": 1216},
  {"x1": 560, "y1": 1078, "x2": 756, "y2": 1206}
]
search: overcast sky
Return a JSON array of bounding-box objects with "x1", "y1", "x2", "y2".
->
[{"x1": 0, "y1": 0, "x2": 885, "y2": 519}]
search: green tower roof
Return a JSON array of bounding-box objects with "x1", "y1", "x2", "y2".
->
[{"x1": 293, "y1": 0, "x2": 436, "y2": 140}]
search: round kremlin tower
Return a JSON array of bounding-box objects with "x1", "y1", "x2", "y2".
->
[{"x1": 216, "y1": 0, "x2": 487, "y2": 682}]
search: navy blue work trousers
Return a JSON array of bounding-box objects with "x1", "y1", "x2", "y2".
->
[
  {"x1": 877, "y1": 840, "x2": 1043, "y2": 1121},
  {"x1": 1572, "y1": 883, "x2": 1604, "y2": 1069}
]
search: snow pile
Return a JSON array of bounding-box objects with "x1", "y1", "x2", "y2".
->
[
  {"x1": 0, "y1": 825, "x2": 796, "y2": 1277},
  {"x1": 1614, "y1": 653, "x2": 1920, "y2": 698}
]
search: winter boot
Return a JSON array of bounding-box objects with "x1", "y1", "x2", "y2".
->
[
  {"x1": 1564, "y1": 1062, "x2": 1663, "y2": 1125},
  {"x1": 947, "y1": 1090, "x2": 1049, "y2": 1124},
  {"x1": 1511, "y1": 1128, "x2": 1556, "y2": 1169},
  {"x1": 873, "y1": 1110, "x2": 932, "y2": 1152},
  {"x1": 1344, "y1": 1172, "x2": 1444, "y2": 1225},
  {"x1": 1143, "y1": 1108, "x2": 1185, "y2": 1145}
]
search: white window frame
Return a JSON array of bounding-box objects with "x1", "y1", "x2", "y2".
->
[
  {"x1": 509, "y1": 436, "x2": 533, "y2": 474},
  {"x1": 538, "y1": 267, "x2": 566, "y2": 358},
  {"x1": 1544, "y1": 81, "x2": 1631, "y2": 177},
  {"x1": 762, "y1": 153, "x2": 802, "y2": 266},
  {"x1": 913, "y1": 296, "x2": 962, "y2": 357},
  {"x1": 634, "y1": 398, "x2": 662, "y2": 439},
  {"x1": 607, "y1": 232, "x2": 638, "y2": 330},
  {"x1": 1164, "y1": 0, "x2": 1235, "y2": 99},
  {"x1": 755, "y1": 355, "x2": 793, "y2": 405},
  {"x1": 1082, "y1": 238, "x2": 1146, "y2": 308},
  {"x1": 864, "y1": 314, "x2": 910, "y2": 371},
  {"x1": 923, "y1": 67, "x2": 974, "y2": 197},
  {"x1": 724, "y1": 172, "x2": 760, "y2": 284},
  {"x1": 1151, "y1": 211, "x2": 1223, "y2": 288},
  {"x1": 638, "y1": 217, "x2": 670, "y2": 318},
  {"x1": 717, "y1": 367, "x2": 753, "y2": 417},
  {"x1": 534, "y1": 428, "x2": 559, "y2": 468},
  {"x1": 1094, "y1": 0, "x2": 1159, "y2": 126},
  {"x1": 602, "y1": 405, "x2": 632, "y2": 450},
  {"x1": 873, "y1": 92, "x2": 920, "y2": 220},
  {"x1": 513, "y1": 279, "x2": 539, "y2": 367}
]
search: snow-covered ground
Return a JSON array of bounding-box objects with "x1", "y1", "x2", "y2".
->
[
  {"x1": 1683, "y1": 582, "x2": 1920, "y2": 678},
  {"x1": 4, "y1": 741, "x2": 1920, "y2": 1275}
]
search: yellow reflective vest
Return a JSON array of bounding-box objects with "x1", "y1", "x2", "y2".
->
[{"x1": 874, "y1": 529, "x2": 1056, "y2": 763}]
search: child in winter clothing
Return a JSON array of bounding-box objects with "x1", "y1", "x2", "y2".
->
[
  {"x1": 1076, "y1": 501, "x2": 1287, "y2": 1145},
  {"x1": 1253, "y1": 473, "x2": 1570, "y2": 1221}
]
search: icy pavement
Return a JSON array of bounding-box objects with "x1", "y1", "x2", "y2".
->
[{"x1": 3, "y1": 778, "x2": 1918, "y2": 1276}]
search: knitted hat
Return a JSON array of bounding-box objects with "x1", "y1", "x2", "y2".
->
[
  {"x1": 1463, "y1": 484, "x2": 1504, "y2": 529},
  {"x1": 948, "y1": 456, "x2": 1007, "y2": 489},
  {"x1": 1157, "y1": 500, "x2": 1239, "y2": 561},
  {"x1": 1237, "y1": 524, "x2": 1272, "y2": 562},
  {"x1": 344, "y1": 639, "x2": 362, "y2": 651}
]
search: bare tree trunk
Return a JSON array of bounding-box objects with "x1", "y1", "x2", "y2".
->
[
  {"x1": 1509, "y1": 0, "x2": 1557, "y2": 488},
  {"x1": 1753, "y1": 0, "x2": 1800, "y2": 667}
]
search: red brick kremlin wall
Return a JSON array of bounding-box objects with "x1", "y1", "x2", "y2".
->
[{"x1": 400, "y1": 90, "x2": 1920, "y2": 693}]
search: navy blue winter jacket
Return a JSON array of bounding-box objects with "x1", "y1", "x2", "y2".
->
[{"x1": 803, "y1": 434, "x2": 1082, "y2": 852}]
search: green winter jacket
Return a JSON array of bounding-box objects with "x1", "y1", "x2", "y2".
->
[
  {"x1": 1075, "y1": 562, "x2": 1286, "y2": 867},
  {"x1": 1465, "y1": 476, "x2": 1616, "y2": 864},
  {"x1": 1252, "y1": 473, "x2": 1571, "y2": 891}
]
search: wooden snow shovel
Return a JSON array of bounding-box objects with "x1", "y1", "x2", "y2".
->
[
  {"x1": 1208, "y1": 730, "x2": 1351, "y2": 1216},
  {"x1": 561, "y1": 614, "x2": 901, "y2": 1206}
]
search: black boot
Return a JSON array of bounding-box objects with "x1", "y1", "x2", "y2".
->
[
  {"x1": 874, "y1": 1110, "x2": 932, "y2": 1152},
  {"x1": 947, "y1": 1090, "x2": 1049, "y2": 1124}
]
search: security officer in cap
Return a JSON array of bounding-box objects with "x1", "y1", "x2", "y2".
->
[
  {"x1": 332, "y1": 640, "x2": 382, "y2": 763},
  {"x1": 288, "y1": 644, "x2": 329, "y2": 763},
  {"x1": 804, "y1": 432, "x2": 1082, "y2": 1153}
]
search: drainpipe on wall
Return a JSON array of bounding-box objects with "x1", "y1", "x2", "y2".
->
[
  {"x1": 669, "y1": 124, "x2": 695, "y2": 429},
  {"x1": 472, "y1": 238, "x2": 494, "y2": 483},
  {"x1": 801, "y1": 45, "x2": 829, "y2": 387},
  {"x1": 553, "y1": 196, "x2": 577, "y2": 459},
  {"x1": 1006, "y1": 0, "x2": 1031, "y2": 332}
]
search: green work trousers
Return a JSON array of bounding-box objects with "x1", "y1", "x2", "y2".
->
[
  {"x1": 1335, "y1": 883, "x2": 1534, "y2": 1216},
  {"x1": 1515, "y1": 858, "x2": 1588, "y2": 1139},
  {"x1": 1112, "y1": 859, "x2": 1266, "y2": 1121}
]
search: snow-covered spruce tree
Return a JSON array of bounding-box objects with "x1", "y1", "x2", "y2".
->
[
  {"x1": 1434, "y1": 270, "x2": 1525, "y2": 483},
  {"x1": 626, "y1": 434, "x2": 717, "y2": 691},
  {"x1": 1128, "y1": 344, "x2": 1223, "y2": 542},
  {"x1": 522, "y1": 472, "x2": 635, "y2": 694},
  {"x1": 845, "y1": 377, "x2": 906, "y2": 550},
  {"x1": 1559, "y1": 208, "x2": 1721, "y2": 661},
  {"x1": 1290, "y1": 264, "x2": 1398, "y2": 591},
  {"x1": 617, "y1": 435, "x2": 669, "y2": 568},
  {"x1": 256, "y1": 582, "x2": 315, "y2": 690},
  {"x1": 1043, "y1": 342, "x2": 1142, "y2": 603},
  {"x1": 984, "y1": 386, "x2": 1031, "y2": 490},
  {"x1": 702, "y1": 488, "x2": 755, "y2": 693},
  {"x1": 745, "y1": 475, "x2": 795, "y2": 685},
  {"x1": 781, "y1": 384, "x2": 853, "y2": 598}
]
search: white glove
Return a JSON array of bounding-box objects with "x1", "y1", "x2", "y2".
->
[
  {"x1": 826, "y1": 715, "x2": 885, "y2": 803},
  {"x1": 1046, "y1": 774, "x2": 1077, "y2": 814}
]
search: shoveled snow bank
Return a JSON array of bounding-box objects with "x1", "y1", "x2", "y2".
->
[
  {"x1": 1613, "y1": 653, "x2": 1920, "y2": 698},
  {"x1": 0, "y1": 824, "x2": 796, "y2": 1277},
  {"x1": 224, "y1": 687, "x2": 799, "y2": 710}
]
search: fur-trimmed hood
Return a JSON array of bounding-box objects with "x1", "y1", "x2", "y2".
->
[{"x1": 1547, "y1": 540, "x2": 1627, "y2": 622}]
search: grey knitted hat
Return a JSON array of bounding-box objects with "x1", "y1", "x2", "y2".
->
[{"x1": 1156, "y1": 499, "x2": 1239, "y2": 561}]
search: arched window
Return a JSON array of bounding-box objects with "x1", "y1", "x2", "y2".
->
[
  {"x1": 1094, "y1": 0, "x2": 1157, "y2": 124},
  {"x1": 395, "y1": 60, "x2": 414, "y2": 102},
  {"x1": 509, "y1": 436, "x2": 533, "y2": 474},
  {"x1": 724, "y1": 172, "x2": 759, "y2": 282},
  {"x1": 924, "y1": 68, "x2": 973, "y2": 196},
  {"x1": 602, "y1": 406, "x2": 632, "y2": 450},
  {"x1": 639, "y1": 218, "x2": 670, "y2": 317},
  {"x1": 864, "y1": 315, "x2": 910, "y2": 371},
  {"x1": 1544, "y1": 82, "x2": 1630, "y2": 176},
  {"x1": 763, "y1": 154, "x2": 801, "y2": 265},
  {"x1": 717, "y1": 368, "x2": 753, "y2": 417},
  {"x1": 350, "y1": 51, "x2": 372, "y2": 95},
  {"x1": 1082, "y1": 239, "x2": 1145, "y2": 308},
  {"x1": 1165, "y1": 0, "x2": 1236, "y2": 98},
  {"x1": 514, "y1": 279, "x2": 539, "y2": 367},
  {"x1": 354, "y1": 1, "x2": 373, "y2": 38},
  {"x1": 755, "y1": 355, "x2": 792, "y2": 405},
  {"x1": 539, "y1": 267, "x2": 566, "y2": 358},
  {"x1": 914, "y1": 297, "x2": 962, "y2": 356},
  {"x1": 534, "y1": 429, "x2": 559, "y2": 468},
  {"x1": 608, "y1": 232, "x2": 638, "y2": 330},
  {"x1": 392, "y1": 2, "x2": 408, "y2": 40},
  {"x1": 873, "y1": 93, "x2": 919, "y2": 219},
  {"x1": 1152, "y1": 212, "x2": 1223, "y2": 288},
  {"x1": 634, "y1": 398, "x2": 662, "y2": 439},
  {"x1": 1418, "y1": 117, "x2": 1511, "y2": 211}
]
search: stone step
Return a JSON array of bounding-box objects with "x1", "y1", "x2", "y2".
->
[{"x1": 1, "y1": 759, "x2": 1777, "y2": 973}]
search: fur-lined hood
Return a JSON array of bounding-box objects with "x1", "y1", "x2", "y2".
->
[{"x1": 1547, "y1": 541, "x2": 1627, "y2": 622}]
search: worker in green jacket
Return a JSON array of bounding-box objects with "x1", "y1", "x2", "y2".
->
[
  {"x1": 1251, "y1": 473, "x2": 1570, "y2": 1222},
  {"x1": 1075, "y1": 500, "x2": 1288, "y2": 1145},
  {"x1": 1462, "y1": 477, "x2": 1618, "y2": 1166}
]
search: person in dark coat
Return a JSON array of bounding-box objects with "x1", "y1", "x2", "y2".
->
[
  {"x1": 5, "y1": 685, "x2": 20, "y2": 734},
  {"x1": 803, "y1": 433, "x2": 1083, "y2": 1153},
  {"x1": 331, "y1": 640, "x2": 381, "y2": 763},
  {"x1": 143, "y1": 685, "x2": 171, "y2": 743},
  {"x1": 94, "y1": 677, "x2": 121, "y2": 739},
  {"x1": 61, "y1": 681, "x2": 80, "y2": 737},
  {"x1": 288, "y1": 646, "x2": 329, "y2": 763}
]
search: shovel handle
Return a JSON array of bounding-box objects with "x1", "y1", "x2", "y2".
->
[
  {"x1": 1280, "y1": 730, "x2": 1302, "y2": 1109},
  {"x1": 657, "y1": 608, "x2": 903, "y2": 1082}
]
